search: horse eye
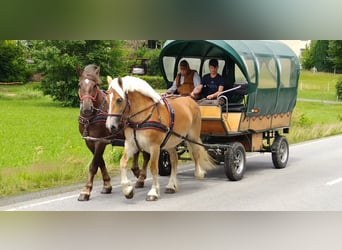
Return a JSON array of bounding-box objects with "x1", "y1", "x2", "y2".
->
[{"x1": 117, "y1": 98, "x2": 123, "y2": 104}]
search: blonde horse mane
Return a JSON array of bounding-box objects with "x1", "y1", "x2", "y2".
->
[{"x1": 109, "y1": 76, "x2": 164, "y2": 105}]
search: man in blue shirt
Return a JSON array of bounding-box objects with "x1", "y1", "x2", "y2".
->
[{"x1": 190, "y1": 59, "x2": 225, "y2": 100}]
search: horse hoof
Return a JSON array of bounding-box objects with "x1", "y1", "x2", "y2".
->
[
  {"x1": 125, "y1": 190, "x2": 134, "y2": 199},
  {"x1": 101, "y1": 186, "x2": 112, "y2": 194},
  {"x1": 165, "y1": 188, "x2": 176, "y2": 194},
  {"x1": 135, "y1": 181, "x2": 144, "y2": 188},
  {"x1": 146, "y1": 195, "x2": 158, "y2": 201},
  {"x1": 78, "y1": 193, "x2": 90, "y2": 201}
]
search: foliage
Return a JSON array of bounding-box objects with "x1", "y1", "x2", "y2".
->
[
  {"x1": 301, "y1": 43, "x2": 314, "y2": 70},
  {"x1": 122, "y1": 40, "x2": 163, "y2": 76},
  {"x1": 0, "y1": 40, "x2": 31, "y2": 82},
  {"x1": 31, "y1": 40, "x2": 124, "y2": 107},
  {"x1": 144, "y1": 48, "x2": 162, "y2": 76},
  {"x1": 301, "y1": 40, "x2": 333, "y2": 72},
  {"x1": 336, "y1": 77, "x2": 342, "y2": 101},
  {"x1": 301, "y1": 40, "x2": 342, "y2": 73},
  {"x1": 138, "y1": 75, "x2": 166, "y2": 89},
  {"x1": 328, "y1": 41, "x2": 342, "y2": 73}
]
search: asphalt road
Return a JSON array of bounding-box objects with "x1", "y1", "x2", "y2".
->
[{"x1": 1, "y1": 134, "x2": 342, "y2": 211}]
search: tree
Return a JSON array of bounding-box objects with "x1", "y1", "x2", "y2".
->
[
  {"x1": 312, "y1": 40, "x2": 333, "y2": 72},
  {"x1": 301, "y1": 40, "x2": 337, "y2": 72},
  {"x1": 144, "y1": 48, "x2": 161, "y2": 76},
  {"x1": 328, "y1": 40, "x2": 342, "y2": 73},
  {"x1": 301, "y1": 43, "x2": 314, "y2": 70},
  {"x1": 0, "y1": 40, "x2": 30, "y2": 82},
  {"x1": 32, "y1": 40, "x2": 124, "y2": 107}
]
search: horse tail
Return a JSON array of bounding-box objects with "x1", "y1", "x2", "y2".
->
[{"x1": 187, "y1": 140, "x2": 216, "y2": 172}]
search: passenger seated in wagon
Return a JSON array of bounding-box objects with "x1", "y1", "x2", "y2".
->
[
  {"x1": 190, "y1": 59, "x2": 225, "y2": 100},
  {"x1": 190, "y1": 58, "x2": 248, "y2": 112},
  {"x1": 166, "y1": 60, "x2": 201, "y2": 96}
]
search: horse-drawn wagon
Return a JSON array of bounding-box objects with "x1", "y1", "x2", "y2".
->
[
  {"x1": 159, "y1": 40, "x2": 300, "y2": 180},
  {"x1": 80, "y1": 40, "x2": 300, "y2": 201}
]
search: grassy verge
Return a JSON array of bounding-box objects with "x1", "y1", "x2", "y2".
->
[
  {"x1": 298, "y1": 70, "x2": 341, "y2": 101},
  {"x1": 0, "y1": 83, "x2": 122, "y2": 197},
  {"x1": 288, "y1": 101, "x2": 342, "y2": 144}
]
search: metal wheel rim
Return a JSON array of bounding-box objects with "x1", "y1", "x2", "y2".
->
[
  {"x1": 279, "y1": 141, "x2": 288, "y2": 163},
  {"x1": 233, "y1": 150, "x2": 244, "y2": 175},
  {"x1": 162, "y1": 154, "x2": 170, "y2": 169}
]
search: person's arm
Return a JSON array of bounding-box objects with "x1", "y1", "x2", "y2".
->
[
  {"x1": 207, "y1": 85, "x2": 224, "y2": 100},
  {"x1": 166, "y1": 80, "x2": 177, "y2": 94},
  {"x1": 193, "y1": 72, "x2": 201, "y2": 88},
  {"x1": 190, "y1": 84, "x2": 203, "y2": 98}
]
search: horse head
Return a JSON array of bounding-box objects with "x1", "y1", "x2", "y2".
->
[
  {"x1": 78, "y1": 64, "x2": 102, "y2": 116},
  {"x1": 106, "y1": 76, "x2": 127, "y2": 133}
]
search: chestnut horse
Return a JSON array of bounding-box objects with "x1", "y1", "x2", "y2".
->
[
  {"x1": 106, "y1": 76, "x2": 214, "y2": 201},
  {"x1": 78, "y1": 65, "x2": 149, "y2": 201}
]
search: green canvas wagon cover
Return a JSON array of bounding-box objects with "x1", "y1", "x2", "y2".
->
[{"x1": 159, "y1": 40, "x2": 300, "y2": 117}]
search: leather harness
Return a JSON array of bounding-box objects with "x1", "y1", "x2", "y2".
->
[
  {"x1": 79, "y1": 88, "x2": 107, "y2": 137},
  {"x1": 126, "y1": 97, "x2": 175, "y2": 152}
]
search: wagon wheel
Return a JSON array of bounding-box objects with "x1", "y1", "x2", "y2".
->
[
  {"x1": 158, "y1": 150, "x2": 172, "y2": 176},
  {"x1": 271, "y1": 136, "x2": 289, "y2": 169},
  {"x1": 224, "y1": 142, "x2": 246, "y2": 181}
]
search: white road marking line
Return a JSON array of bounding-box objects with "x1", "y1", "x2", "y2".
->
[
  {"x1": 326, "y1": 178, "x2": 342, "y2": 186},
  {"x1": 5, "y1": 194, "x2": 79, "y2": 211},
  {"x1": 4, "y1": 153, "x2": 261, "y2": 211}
]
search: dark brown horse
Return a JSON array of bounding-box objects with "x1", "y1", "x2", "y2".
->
[{"x1": 78, "y1": 65, "x2": 149, "y2": 201}]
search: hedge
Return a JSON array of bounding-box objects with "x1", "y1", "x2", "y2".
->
[
  {"x1": 336, "y1": 77, "x2": 342, "y2": 101},
  {"x1": 137, "y1": 75, "x2": 167, "y2": 89}
]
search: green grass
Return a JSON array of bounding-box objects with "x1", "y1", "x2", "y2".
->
[
  {"x1": 289, "y1": 70, "x2": 342, "y2": 143},
  {"x1": 0, "y1": 83, "x2": 121, "y2": 197},
  {"x1": 298, "y1": 70, "x2": 341, "y2": 101},
  {"x1": 288, "y1": 101, "x2": 342, "y2": 143}
]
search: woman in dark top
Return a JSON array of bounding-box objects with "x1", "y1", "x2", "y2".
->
[{"x1": 190, "y1": 59, "x2": 225, "y2": 100}]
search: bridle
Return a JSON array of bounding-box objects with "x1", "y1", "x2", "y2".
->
[
  {"x1": 107, "y1": 92, "x2": 161, "y2": 126},
  {"x1": 79, "y1": 84, "x2": 100, "y2": 102},
  {"x1": 107, "y1": 93, "x2": 130, "y2": 125}
]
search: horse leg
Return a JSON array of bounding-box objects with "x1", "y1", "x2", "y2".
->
[
  {"x1": 135, "y1": 151, "x2": 150, "y2": 188},
  {"x1": 96, "y1": 143, "x2": 112, "y2": 194},
  {"x1": 146, "y1": 146, "x2": 160, "y2": 201},
  {"x1": 131, "y1": 152, "x2": 141, "y2": 178},
  {"x1": 78, "y1": 143, "x2": 98, "y2": 201},
  {"x1": 120, "y1": 147, "x2": 135, "y2": 199},
  {"x1": 165, "y1": 148, "x2": 178, "y2": 194}
]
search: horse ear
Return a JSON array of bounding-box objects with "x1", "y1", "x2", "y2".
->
[
  {"x1": 107, "y1": 76, "x2": 112, "y2": 84},
  {"x1": 76, "y1": 65, "x2": 83, "y2": 76},
  {"x1": 118, "y1": 76, "x2": 123, "y2": 88},
  {"x1": 95, "y1": 66, "x2": 100, "y2": 76}
]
